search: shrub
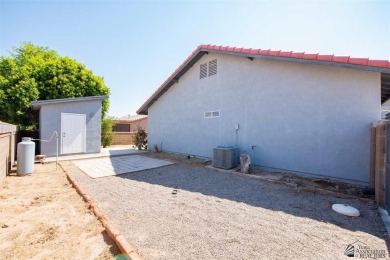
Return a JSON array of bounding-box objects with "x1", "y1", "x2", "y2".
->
[
  {"x1": 133, "y1": 127, "x2": 147, "y2": 150},
  {"x1": 101, "y1": 117, "x2": 115, "y2": 148}
]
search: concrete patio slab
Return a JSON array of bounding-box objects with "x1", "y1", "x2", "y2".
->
[
  {"x1": 73, "y1": 155, "x2": 174, "y2": 178},
  {"x1": 44, "y1": 147, "x2": 145, "y2": 162}
]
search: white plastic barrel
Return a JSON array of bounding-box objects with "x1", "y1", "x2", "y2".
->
[{"x1": 17, "y1": 137, "x2": 35, "y2": 176}]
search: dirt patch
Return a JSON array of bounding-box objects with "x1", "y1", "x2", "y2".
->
[
  {"x1": 275, "y1": 174, "x2": 374, "y2": 199},
  {"x1": 0, "y1": 163, "x2": 119, "y2": 259},
  {"x1": 148, "y1": 151, "x2": 209, "y2": 166}
]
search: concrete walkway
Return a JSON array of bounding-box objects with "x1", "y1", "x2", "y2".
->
[{"x1": 45, "y1": 147, "x2": 145, "y2": 162}]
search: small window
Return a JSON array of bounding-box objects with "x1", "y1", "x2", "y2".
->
[
  {"x1": 208, "y1": 59, "x2": 217, "y2": 76},
  {"x1": 204, "y1": 110, "x2": 220, "y2": 118},
  {"x1": 200, "y1": 63, "x2": 208, "y2": 79},
  {"x1": 113, "y1": 123, "x2": 131, "y2": 132}
]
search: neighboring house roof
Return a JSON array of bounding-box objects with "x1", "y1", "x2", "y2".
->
[
  {"x1": 117, "y1": 115, "x2": 148, "y2": 122},
  {"x1": 137, "y1": 44, "x2": 390, "y2": 115},
  {"x1": 31, "y1": 95, "x2": 108, "y2": 110}
]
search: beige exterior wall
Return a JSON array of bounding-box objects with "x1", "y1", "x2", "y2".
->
[
  {"x1": 112, "y1": 132, "x2": 136, "y2": 145},
  {"x1": 0, "y1": 134, "x2": 9, "y2": 184},
  {"x1": 128, "y1": 117, "x2": 148, "y2": 132},
  {"x1": 0, "y1": 132, "x2": 16, "y2": 184},
  {"x1": 112, "y1": 117, "x2": 148, "y2": 145}
]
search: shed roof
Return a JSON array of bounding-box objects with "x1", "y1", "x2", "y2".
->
[
  {"x1": 31, "y1": 95, "x2": 108, "y2": 110},
  {"x1": 137, "y1": 44, "x2": 390, "y2": 115}
]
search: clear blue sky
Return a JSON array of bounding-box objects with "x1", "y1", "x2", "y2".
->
[{"x1": 1, "y1": 0, "x2": 389, "y2": 117}]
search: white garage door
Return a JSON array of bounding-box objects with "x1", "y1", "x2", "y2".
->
[{"x1": 61, "y1": 113, "x2": 86, "y2": 154}]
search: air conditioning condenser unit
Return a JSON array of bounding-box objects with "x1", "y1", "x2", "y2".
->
[{"x1": 212, "y1": 147, "x2": 238, "y2": 169}]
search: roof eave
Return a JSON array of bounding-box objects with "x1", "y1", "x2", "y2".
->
[
  {"x1": 31, "y1": 95, "x2": 108, "y2": 110},
  {"x1": 207, "y1": 48, "x2": 390, "y2": 73},
  {"x1": 136, "y1": 49, "x2": 209, "y2": 115},
  {"x1": 137, "y1": 46, "x2": 390, "y2": 114}
]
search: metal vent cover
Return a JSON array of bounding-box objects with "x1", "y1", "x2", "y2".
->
[
  {"x1": 200, "y1": 63, "x2": 207, "y2": 79},
  {"x1": 212, "y1": 147, "x2": 237, "y2": 169},
  {"x1": 208, "y1": 59, "x2": 217, "y2": 76}
]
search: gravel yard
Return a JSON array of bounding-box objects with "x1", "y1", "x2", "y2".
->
[{"x1": 62, "y1": 155, "x2": 390, "y2": 260}]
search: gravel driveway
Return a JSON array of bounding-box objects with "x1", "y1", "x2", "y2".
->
[{"x1": 62, "y1": 155, "x2": 389, "y2": 260}]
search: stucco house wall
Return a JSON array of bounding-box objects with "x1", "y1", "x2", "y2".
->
[
  {"x1": 148, "y1": 53, "x2": 381, "y2": 184},
  {"x1": 38, "y1": 99, "x2": 103, "y2": 156}
]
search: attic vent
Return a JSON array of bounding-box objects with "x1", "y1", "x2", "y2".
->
[
  {"x1": 200, "y1": 63, "x2": 208, "y2": 79},
  {"x1": 200, "y1": 59, "x2": 218, "y2": 79},
  {"x1": 204, "y1": 110, "x2": 220, "y2": 118},
  {"x1": 208, "y1": 59, "x2": 217, "y2": 76}
]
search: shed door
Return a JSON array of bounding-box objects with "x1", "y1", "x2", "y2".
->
[{"x1": 61, "y1": 113, "x2": 86, "y2": 154}]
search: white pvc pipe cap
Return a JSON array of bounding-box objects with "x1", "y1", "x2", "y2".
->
[{"x1": 332, "y1": 204, "x2": 360, "y2": 217}]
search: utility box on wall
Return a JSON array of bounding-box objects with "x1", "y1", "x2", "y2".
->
[{"x1": 212, "y1": 147, "x2": 238, "y2": 169}]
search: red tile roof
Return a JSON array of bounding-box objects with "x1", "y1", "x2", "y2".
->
[
  {"x1": 137, "y1": 44, "x2": 390, "y2": 114},
  {"x1": 197, "y1": 44, "x2": 390, "y2": 67}
]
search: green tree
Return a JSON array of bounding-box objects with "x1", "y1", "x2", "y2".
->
[
  {"x1": 101, "y1": 117, "x2": 116, "y2": 148},
  {"x1": 0, "y1": 42, "x2": 110, "y2": 129}
]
